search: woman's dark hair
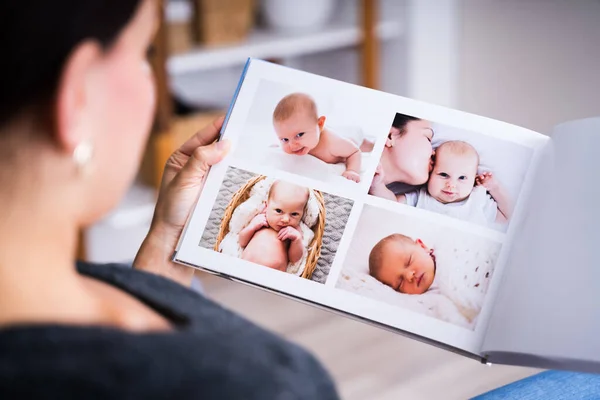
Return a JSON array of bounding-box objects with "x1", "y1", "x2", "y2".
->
[
  {"x1": 0, "y1": 0, "x2": 142, "y2": 128},
  {"x1": 391, "y1": 113, "x2": 420, "y2": 132}
]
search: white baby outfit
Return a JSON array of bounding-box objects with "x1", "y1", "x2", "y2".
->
[
  {"x1": 404, "y1": 186, "x2": 498, "y2": 228},
  {"x1": 430, "y1": 237, "x2": 499, "y2": 323}
]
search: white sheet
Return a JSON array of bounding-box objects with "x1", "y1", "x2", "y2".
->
[
  {"x1": 336, "y1": 267, "x2": 471, "y2": 328},
  {"x1": 337, "y1": 205, "x2": 502, "y2": 330},
  {"x1": 234, "y1": 121, "x2": 374, "y2": 186}
]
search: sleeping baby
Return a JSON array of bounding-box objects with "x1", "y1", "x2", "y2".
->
[
  {"x1": 398, "y1": 140, "x2": 512, "y2": 228},
  {"x1": 239, "y1": 180, "x2": 309, "y2": 271},
  {"x1": 368, "y1": 233, "x2": 436, "y2": 295},
  {"x1": 272, "y1": 92, "x2": 366, "y2": 183},
  {"x1": 369, "y1": 233, "x2": 495, "y2": 322}
]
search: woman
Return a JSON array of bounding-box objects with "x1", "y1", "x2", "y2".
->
[
  {"x1": 0, "y1": 1, "x2": 338, "y2": 398},
  {"x1": 369, "y1": 113, "x2": 435, "y2": 201}
]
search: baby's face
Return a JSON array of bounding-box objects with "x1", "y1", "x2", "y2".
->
[
  {"x1": 265, "y1": 187, "x2": 308, "y2": 232},
  {"x1": 375, "y1": 239, "x2": 435, "y2": 295},
  {"x1": 428, "y1": 151, "x2": 478, "y2": 203},
  {"x1": 273, "y1": 110, "x2": 321, "y2": 155}
]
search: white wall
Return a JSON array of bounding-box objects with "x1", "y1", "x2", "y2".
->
[{"x1": 458, "y1": 0, "x2": 600, "y2": 134}]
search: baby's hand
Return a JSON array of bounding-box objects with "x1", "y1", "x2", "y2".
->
[
  {"x1": 476, "y1": 172, "x2": 498, "y2": 190},
  {"x1": 277, "y1": 226, "x2": 303, "y2": 242},
  {"x1": 342, "y1": 170, "x2": 361, "y2": 183},
  {"x1": 250, "y1": 212, "x2": 268, "y2": 230}
]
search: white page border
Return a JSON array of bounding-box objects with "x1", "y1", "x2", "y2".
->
[{"x1": 175, "y1": 59, "x2": 550, "y2": 357}]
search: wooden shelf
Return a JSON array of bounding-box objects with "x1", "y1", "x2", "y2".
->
[
  {"x1": 141, "y1": 111, "x2": 225, "y2": 188},
  {"x1": 167, "y1": 20, "x2": 402, "y2": 75}
]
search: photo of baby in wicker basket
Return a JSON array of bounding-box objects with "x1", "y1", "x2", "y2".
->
[
  {"x1": 232, "y1": 79, "x2": 378, "y2": 190},
  {"x1": 336, "y1": 204, "x2": 503, "y2": 330},
  {"x1": 199, "y1": 166, "x2": 353, "y2": 283}
]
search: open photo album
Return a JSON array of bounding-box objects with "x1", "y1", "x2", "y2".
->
[{"x1": 174, "y1": 58, "x2": 600, "y2": 372}]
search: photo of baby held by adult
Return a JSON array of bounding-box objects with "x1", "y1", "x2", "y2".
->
[
  {"x1": 200, "y1": 166, "x2": 353, "y2": 283},
  {"x1": 233, "y1": 79, "x2": 376, "y2": 187},
  {"x1": 369, "y1": 113, "x2": 533, "y2": 232},
  {"x1": 336, "y1": 204, "x2": 502, "y2": 330}
]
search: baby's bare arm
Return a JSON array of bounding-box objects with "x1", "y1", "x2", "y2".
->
[
  {"x1": 288, "y1": 238, "x2": 304, "y2": 264},
  {"x1": 239, "y1": 223, "x2": 261, "y2": 248},
  {"x1": 491, "y1": 185, "x2": 512, "y2": 223},
  {"x1": 278, "y1": 226, "x2": 304, "y2": 264},
  {"x1": 478, "y1": 173, "x2": 512, "y2": 223},
  {"x1": 345, "y1": 151, "x2": 361, "y2": 174},
  {"x1": 329, "y1": 134, "x2": 361, "y2": 171}
]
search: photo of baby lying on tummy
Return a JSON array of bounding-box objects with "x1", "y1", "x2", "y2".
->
[
  {"x1": 239, "y1": 180, "x2": 309, "y2": 271},
  {"x1": 234, "y1": 79, "x2": 376, "y2": 188},
  {"x1": 336, "y1": 204, "x2": 502, "y2": 330},
  {"x1": 200, "y1": 166, "x2": 353, "y2": 283},
  {"x1": 272, "y1": 92, "x2": 372, "y2": 183}
]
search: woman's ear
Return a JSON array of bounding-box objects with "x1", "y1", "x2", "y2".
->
[
  {"x1": 317, "y1": 116, "x2": 326, "y2": 131},
  {"x1": 385, "y1": 131, "x2": 394, "y2": 148},
  {"x1": 386, "y1": 127, "x2": 401, "y2": 148},
  {"x1": 55, "y1": 40, "x2": 102, "y2": 154}
]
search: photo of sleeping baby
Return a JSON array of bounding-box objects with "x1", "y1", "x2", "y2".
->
[
  {"x1": 368, "y1": 113, "x2": 534, "y2": 232},
  {"x1": 232, "y1": 79, "x2": 376, "y2": 188},
  {"x1": 336, "y1": 204, "x2": 502, "y2": 330},
  {"x1": 200, "y1": 166, "x2": 353, "y2": 283}
]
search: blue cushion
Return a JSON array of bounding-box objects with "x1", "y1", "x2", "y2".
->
[{"x1": 473, "y1": 370, "x2": 600, "y2": 399}]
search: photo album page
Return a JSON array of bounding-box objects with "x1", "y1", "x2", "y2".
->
[{"x1": 174, "y1": 59, "x2": 549, "y2": 358}]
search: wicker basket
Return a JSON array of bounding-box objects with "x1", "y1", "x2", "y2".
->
[
  {"x1": 193, "y1": 0, "x2": 256, "y2": 46},
  {"x1": 214, "y1": 175, "x2": 326, "y2": 280}
]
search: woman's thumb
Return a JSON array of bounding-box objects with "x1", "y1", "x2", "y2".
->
[{"x1": 176, "y1": 139, "x2": 231, "y2": 186}]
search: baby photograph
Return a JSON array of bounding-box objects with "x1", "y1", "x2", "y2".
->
[
  {"x1": 368, "y1": 112, "x2": 534, "y2": 232},
  {"x1": 200, "y1": 166, "x2": 353, "y2": 283},
  {"x1": 232, "y1": 78, "x2": 377, "y2": 189},
  {"x1": 336, "y1": 204, "x2": 502, "y2": 330}
]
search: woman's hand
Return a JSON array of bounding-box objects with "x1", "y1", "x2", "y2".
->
[
  {"x1": 133, "y1": 116, "x2": 231, "y2": 286},
  {"x1": 370, "y1": 162, "x2": 386, "y2": 190}
]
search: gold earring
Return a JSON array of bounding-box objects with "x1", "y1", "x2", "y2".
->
[{"x1": 73, "y1": 139, "x2": 94, "y2": 173}]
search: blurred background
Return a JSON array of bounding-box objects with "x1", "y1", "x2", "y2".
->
[{"x1": 80, "y1": 1, "x2": 600, "y2": 398}]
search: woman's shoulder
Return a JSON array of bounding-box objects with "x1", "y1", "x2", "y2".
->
[
  {"x1": 0, "y1": 262, "x2": 339, "y2": 399},
  {"x1": 0, "y1": 322, "x2": 338, "y2": 399}
]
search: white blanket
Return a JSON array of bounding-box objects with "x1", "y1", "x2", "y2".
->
[
  {"x1": 337, "y1": 205, "x2": 502, "y2": 329},
  {"x1": 234, "y1": 123, "x2": 374, "y2": 186},
  {"x1": 336, "y1": 268, "x2": 471, "y2": 328}
]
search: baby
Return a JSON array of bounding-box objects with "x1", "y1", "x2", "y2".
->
[
  {"x1": 239, "y1": 180, "x2": 310, "y2": 272},
  {"x1": 272, "y1": 92, "x2": 363, "y2": 182},
  {"x1": 398, "y1": 141, "x2": 512, "y2": 227},
  {"x1": 369, "y1": 233, "x2": 436, "y2": 295}
]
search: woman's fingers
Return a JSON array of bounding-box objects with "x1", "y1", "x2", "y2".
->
[
  {"x1": 179, "y1": 115, "x2": 226, "y2": 156},
  {"x1": 171, "y1": 140, "x2": 231, "y2": 190},
  {"x1": 161, "y1": 115, "x2": 226, "y2": 187}
]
